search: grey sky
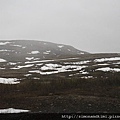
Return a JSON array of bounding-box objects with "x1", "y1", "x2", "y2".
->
[{"x1": 0, "y1": 0, "x2": 120, "y2": 53}]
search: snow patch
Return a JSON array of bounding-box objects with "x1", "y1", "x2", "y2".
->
[
  {"x1": 58, "y1": 45, "x2": 64, "y2": 48},
  {"x1": 96, "y1": 67, "x2": 120, "y2": 72},
  {"x1": 0, "y1": 49, "x2": 14, "y2": 52},
  {"x1": 0, "y1": 42, "x2": 11, "y2": 45},
  {"x1": 69, "y1": 74, "x2": 73, "y2": 76},
  {"x1": 8, "y1": 62, "x2": 17, "y2": 65},
  {"x1": 94, "y1": 57, "x2": 120, "y2": 62},
  {"x1": 11, "y1": 64, "x2": 34, "y2": 69},
  {"x1": 24, "y1": 74, "x2": 32, "y2": 77},
  {"x1": 0, "y1": 58, "x2": 6, "y2": 62},
  {"x1": 46, "y1": 50, "x2": 51, "y2": 53},
  {"x1": 77, "y1": 52, "x2": 85, "y2": 54},
  {"x1": 93, "y1": 63, "x2": 109, "y2": 66},
  {"x1": 25, "y1": 59, "x2": 54, "y2": 64},
  {"x1": 69, "y1": 73, "x2": 80, "y2": 76},
  {"x1": 0, "y1": 78, "x2": 20, "y2": 84},
  {"x1": 41, "y1": 64, "x2": 62, "y2": 70},
  {"x1": 28, "y1": 51, "x2": 40, "y2": 54},
  {"x1": 36, "y1": 63, "x2": 43, "y2": 66},
  {"x1": 64, "y1": 60, "x2": 90, "y2": 65},
  {"x1": 29, "y1": 70, "x2": 40, "y2": 73},
  {"x1": 43, "y1": 50, "x2": 51, "y2": 54},
  {"x1": 0, "y1": 108, "x2": 30, "y2": 113},
  {"x1": 43, "y1": 52, "x2": 49, "y2": 54},
  {"x1": 81, "y1": 71, "x2": 89, "y2": 74},
  {"x1": 26, "y1": 57, "x2": 34, "y2": 60},
  {"x1": 10, "y1": 44, "x2": 22, "y2": 47},
  {"x1": 34, "y1": 58, "x2": 40, "y2": 60},
  {"x1": 26, "y1": 57, "x2": 39, "y2": 60},
  {"x1": 81, "y1": 76, "x2": 93, "y2": 79},
  {"x1": 33, "y1": 77, "x2": 40, "y2": 80},
  {"x1": 0, "y1": 67, "x2": 5, "y2": 69},
  {"x1": 80, "y1": 52, "x2": 85, "y2": 54}
]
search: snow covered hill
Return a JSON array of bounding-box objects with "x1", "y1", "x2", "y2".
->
[{"x1": 0, "y1": 40, "x2": 89, "y2": 62}]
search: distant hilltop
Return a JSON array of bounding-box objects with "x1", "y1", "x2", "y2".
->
[{"x1": 0, "y1": 40, "x2": 89, "y2": 62}]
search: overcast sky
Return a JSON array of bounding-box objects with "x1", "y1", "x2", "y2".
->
[{"x1": 0, "y1": 0, "x2": 120, "y2": 53}]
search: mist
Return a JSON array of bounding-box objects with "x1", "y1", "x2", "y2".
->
[{"x1": 0, "y1": 0, "x2": 120, "y2": 53}]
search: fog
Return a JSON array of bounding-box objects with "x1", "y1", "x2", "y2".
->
[{"x1": 0, "y1": 0, "x2": 120, "y2": 53}]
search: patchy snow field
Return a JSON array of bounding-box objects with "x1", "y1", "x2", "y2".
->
[
  {"x1": 29, "y1": 63, "x2": 87, "y2": 75},
  {"x1": 0, "y1": 54, "x2": 120, "y2": 84}
]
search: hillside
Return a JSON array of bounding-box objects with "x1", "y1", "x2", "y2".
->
[{"x1": 0, "y1": 40, "x2": 89, "y2": 62}]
